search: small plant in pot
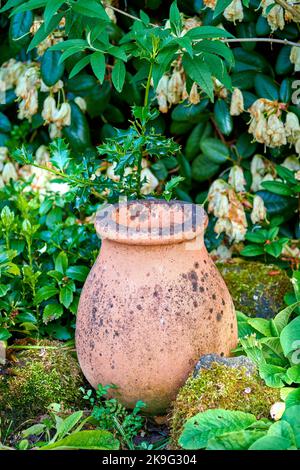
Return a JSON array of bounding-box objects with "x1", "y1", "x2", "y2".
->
[{"x1": 10, "y1": 1, "x2": 252, "y2": 412}]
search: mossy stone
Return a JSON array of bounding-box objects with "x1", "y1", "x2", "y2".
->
[
  {"x1": 0, "y1": 340, "x2": 86, "y2": 427},
  {"x1": 217, "y1": 259, "x2": 292, "y2": 318},
  {"x1": 170, "y1": 362, "x2": 280, "y2": 447}
]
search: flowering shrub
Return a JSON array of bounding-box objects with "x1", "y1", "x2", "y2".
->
[{"x1": 0, "y1": 0, "x2": 299, "y2": 265}]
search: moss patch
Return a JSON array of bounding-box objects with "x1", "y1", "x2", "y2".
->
[
  {"x1": 217, "y1": 259, "x2": 291, "y2": 318},
  {"x1": 170, "y1": 363, "x2": 280, "y2": 447},
  {"x1": 0, "y1": 340, "x2": 86, "y2": 427}
]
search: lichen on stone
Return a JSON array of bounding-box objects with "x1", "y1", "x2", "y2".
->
[
  {"x1": 169, "y1": 362, "x2": 280, "y2": 447},
  {"x1": 0, "y1": 340, "x2": 86, "y2": 427},
  {"x1": 217, "y1": 259, "x2": 292, "y2": 318}
]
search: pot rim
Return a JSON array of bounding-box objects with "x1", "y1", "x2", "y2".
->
[{"x1": 95, "y1": 199, "x2": 208, "y2": 246}]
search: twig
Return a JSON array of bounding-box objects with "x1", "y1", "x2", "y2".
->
[
  {"x1": 108, "y1": 5, "x2": 300, "y2": 47},
  {"x1": 223, "y1": 37, "x2": 300, "y2": 47}
]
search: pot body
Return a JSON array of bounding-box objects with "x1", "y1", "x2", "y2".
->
[{"x1": 76, "y1": 217, "x2": 237, "y2": 413}]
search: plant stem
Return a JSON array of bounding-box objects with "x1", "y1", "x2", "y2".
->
[
  {"x1": 144, "y1": 62, "x2": 154, "y2": 106},
  {"x1": 223, "y1": 37, "x2": 300, "y2": 47}
]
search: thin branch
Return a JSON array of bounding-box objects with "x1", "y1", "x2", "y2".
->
[
  {"x1": 223, "y1": 37, "x2": 300, "y2": 47},
  {"x1": 108, "y1": 5, "x2": 300, "y2": 47}
]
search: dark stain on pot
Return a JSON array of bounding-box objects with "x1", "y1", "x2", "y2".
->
[
  {"x1": 199, "y1": 286, "x2": 205, "y2": 293},
  {"x1": 188, "y1": 270, "x2": 198, "y2": 292},
  {"x1": 193, "y1": 301, "x2": 198, "y2": 308},
  {"x1": 217, "y1": 312, "x2": 223, "y2": 322},
  {"x1": 222, "y1": 298, "x2": 225, "y2": 306},
  {"x1": 209, "y1": 308, "x2": 213, "y2": 313},
  {"x1": 212, "y1": 293, "x2": 216, "y2": 300},
  {"x1": 137, "y1": 304, "x2": 142, "y2": 310},
  {"x1": 194, "y1": 262, "x2": 199, "y2": 269}
]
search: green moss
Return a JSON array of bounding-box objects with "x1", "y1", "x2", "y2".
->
[
  {"x1": 170, "y1": 363, "x2": 280, "y2": 447},
  {"x1": 0, "y1": 340, "x2": 85, "y2": 426},
  {"x1": 217, "y1": 259, "x2": 291, "y2": 318}
]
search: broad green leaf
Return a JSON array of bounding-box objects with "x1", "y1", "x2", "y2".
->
[
  {"x1": 245, "y1": 231, "x2": 268, "y2": 244},
  {"x1": 200, "y1": 137, "x2": 229, "y2": 163},
  {"x1": 56, "y1": 411, "x2": 83, "y2": 440},
  {"x1": 9, "y1": 0, "x2": 46, "y2": 15},
  {"x1": 43, "y1": 303, "x2": 64, "y2": 323},
  {"x1": 259, "y1": 363, "x2": 287, "y2": 388},
  {"x1": 273, "y1": 301, "x2": 300, "y2": 334},
  {"x1": 40, "y1": 430, "x2": 120, "y2": 450},
  {"x1": 192, "y1": 154, "x2": 220, "y2": 182},
  {"x1": 44, "y1": 0, "x2": 64, "y2": 28},
  {"x1": 280, "y1": 316, "x2": 300, "y2": 359},
  {"x1": 0, "y1": 328, "x2": 11, "y2": 341},
  {"x1": 286, "y1": 365, "x2": 300, "y2": 384},
  {"x1": 179, "y1": 409, "x2": 256, "y2": 450},
  {"x1": 69, "y1": 55, "x2": 91, "y2": 79},
  {"x1": 71, "y1": 0, "x2": 109, "y2": 20},
  {"x1": 185, "y1": 25, "x2": 234, "y2": 40},
  {"x1": 66, "y1": 265, "x2": 89, "y2": 282},
  {"x1": 194, "y1": 40, "x2": 234, "y2": 67},
  {"x1": 247, "y1": 318, "x2": 273, "y2": 337},
  {"x1": 35, "y1": 286, "x2": 58, "y2": 305},
  {"x1": 282, "y1": 405, "x2": 300, "y2": 447},
  {"x1": 0, "y1": 285, "x2": 10, "y2": 297},
  {"x1": 90, "y1": 51, "x2": 106, "y2": 83},
  {"x1": 54, "y1": 252, "x2": 68, "y2": 274},
  {"x1": 213, "y1": 0, "x2": 233, "y2": 18},
  {"x1": 49, "y1": 138, "x2": 70, "y2": 170},
  {"x1": 207, "y1": 430, "x2": 265, "y2": 450},
  {"x1": 249, "y1": 435, "x2": 293, "y2": 450},
  {"x1": 240, "y1": 245, "x2": 265, "y2": 257},
  {"x1": 59, "y1": 284, "x2": 74, "y2": 308},
  {"x1": 261, "y1": 181, "x2": 294, "y2": 196},
  {"x1": 182, "y1": 54, "x2": 214, "y2": 101},
  {"x1": 169, "y1": 1, "x2": 182, "y2": 35},
  {"x1": 112, "y1": 60, "x2": 126, "y2": 92}
]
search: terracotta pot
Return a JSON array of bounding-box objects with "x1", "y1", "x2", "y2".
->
[{"x1": 76, "y1": 200, "x2": 237, "y2": 414}]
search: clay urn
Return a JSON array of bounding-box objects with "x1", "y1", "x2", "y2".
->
[{"x1": 76, "y1": 199, "x2": 238, "y2": 414}]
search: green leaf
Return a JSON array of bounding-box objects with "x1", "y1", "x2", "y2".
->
[
  {"x1": 169, "y1": 1, "x2": 182, "y2": 35},
  {"x1": 59, "y1": 284, "x2": 74, "y2": 308},
  {"x1": 281, "y1": 405, "x2": 300, "y2": 448},
  {"x1": 207, "y1": 430, "x2": 265, "y2": 450},
  {"x1": 182, "y1": 54, "x2": 214, "y2": 101},
  {"x1": 66, "y1": 265, "x2": 89, "y2": 282},
  {"x1": 69, "y1": 55, "x2": 91, "y2": 79},
  {"x1": 56, "y1": 411, "x2": 83, "y2": 440},
  {"x1": 0, "y1": 285, "x2": 10, "y2": 297},
  {"x1": 261, "y1": 181, "x2": 294, "y2": 197},
  {"x1": 213, "y1": 0, "x2": 233, "y2": 18},
  {"x1": 280, "y1": 316, "x2": 300, "y2": 359},
  {"x1": 0, "y1": 328, "x2": 11, "y2": 341},
  {"x1": 9, "y1": 0, "x2": 46, "y2": 15},
  {"x1": 111, "y1": 60, "x2": 126, "y2": 92},
  {"x1": 171, "y1": 100, "x2": 209, "y2": 123},
  {"x1": 34, "y1": 286, "x2": 58, "y2": 305},
  {"x1": 254, "y1": 74, "x2": 279, "y2": 101},
  {"x1": 70, "y1": 0, "x2": 109, "y2": 20},
  {"x1": 55, "y1": 252, "x2": 68, "y2": 274},
  {"x1": 179, "y1": 409, "x2": 256, "y2": 449},
  {"x1": 194, "y1": 40, "x2": 234, "y2": 67},
  {"x1": 259, "y1": 363, "x2": 287, "y2": 388},
  {"x1": 41, "y1": 50, "x2": 65, "y2": 87},
  {"x1": 0, "y1": 0, "x2": 24, "y2": 13},
  {"x1": 214, "y1": 99, "x2": 233, "y2": 135},
  {"x1": 185, "y1": 25, "x2": 234, "y2": 40},
  {"x1": 27, "y1": 12, "x2": 64, "y2": 51},
  {"x1": 286, "y1": 365, "x2": 300, "y2": 384},
  {"x1": 40, "y1": 430, "x2": 120, "y2": 450},
  {"x1": 192, "y1": 154, "x2": 220, "y2": 182},
  {"x1": 247, "y1": 318, "x2": 273, "y2": 337},
  {"x1": 44, "y1": 0, "x2": 64, "y2": 28},
  {"x1": 246, "y1": 231, "x2": 268, "y2": 243},
  {"x1": 200, "y1": 138, "x2": 229, "y2": 163},
  {"x1": 249, "y1": 435, "x2": 293, "y2": 450},
  {"x1": 240, "y1": 245, "x2": 265, "y2": 257},
  {"x1": 43, "y1": 303, "x2": 64, "y2": 323},
  {"x1": 90, "y1": 51, "x2": 106, "y2": 83},
  {"x1": 49, "y1": 138, "x2": 70, "y2": 170}
]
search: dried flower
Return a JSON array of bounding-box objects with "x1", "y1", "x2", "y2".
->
[
  {"x1": 167, "y1": 70, "x2": 184, "y2": 105},
  {"x1": 224, "y1": 0, "x2": 244, "y2": 23},
  {"x1": 290, "y1": 44, "x2": 300, "y2": 72},
  {"x1": 282, "y1": 156, "x2": 300, "y2": 172},
  {"x1": 230, "y1": 88, "x2": 244, "y2": 116},
  {"x1": 74, "y1": 96, "x2": 87, "y2": 113},
  {"x1": 189, "y1": 83, "x2": 200, "y2": 104},
  {"x1": 140, "y1": 168, "x2": 159, "y2": 195},
  {"x1": 228, "y1": 166, "x2": 246, "y2": 192},
  {"x1": 2, "y1": 162, "x2": 18, "y2": 183},
  {"x1": 267, "y1": 114, "x2": 286, "y2": 147},
  {"x1": 156, "y1": 75, "x2": 169, "y2": 113},
  {"x1": 251, "y1": 195, "x2": 267, "y2": 224}
]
